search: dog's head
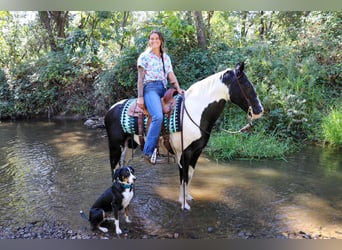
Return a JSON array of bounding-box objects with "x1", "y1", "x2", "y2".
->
[{"x1": 113, "y1": 166, "x2": 136, "y2": 184}]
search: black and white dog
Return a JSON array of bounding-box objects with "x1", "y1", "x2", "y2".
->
[{"x1": 80, "y1": 166, "x2": 136, "y2": 234}]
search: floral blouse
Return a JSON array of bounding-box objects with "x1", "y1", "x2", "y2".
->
[{"x1": 137, "y1": 49, "x2": 173, "y2": 87}]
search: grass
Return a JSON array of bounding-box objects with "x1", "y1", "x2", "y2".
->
[
  {"x1": 322, "y1": 107, "x2": 342, "y2": 147},
  {"x1": 206, "y1": 131, "x2": 292, "y2": 161}
]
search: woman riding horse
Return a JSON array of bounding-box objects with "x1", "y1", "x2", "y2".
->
[{"x1": 104, "y1": 62, "x2": 263, "y2": 210}]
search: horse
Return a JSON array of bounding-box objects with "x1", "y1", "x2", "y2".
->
[{"x1": 104, "y1": 62, "x2": 263, "y2": 210}]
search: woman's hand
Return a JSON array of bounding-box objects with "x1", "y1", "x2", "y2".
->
[
  {"x1": 137, "y1": 96, "x2": 145, "y2": 109},
  {"x1": 176, "y1": 87, "x2": 185, "y2": 95}
]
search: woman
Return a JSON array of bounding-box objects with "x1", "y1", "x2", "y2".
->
[{"x1": 136, "y1": 30, "x2": 183, "y2": 165}]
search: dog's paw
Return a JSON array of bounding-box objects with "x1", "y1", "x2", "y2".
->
[
  {"x1": 115, "y1": 227, "x2": 122, "y2": 235},
  {"x1": 98, "y1": 226, "x2": 109, "y2": 233},
  {"x1": 125, "y1": 217, "x2": 132, "y2": 223}
]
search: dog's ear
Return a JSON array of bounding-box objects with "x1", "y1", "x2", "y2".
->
[
  {"x1": 113, "y1": 168, "x2": 122, "y2": 181},
  {"x1": 127, "y1": 166, "x2": 135, "y2": 173}
]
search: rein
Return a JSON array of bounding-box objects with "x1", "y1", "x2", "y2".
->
[{"x1": 182, "y1": 96, "x2": 211, "y2": 135}]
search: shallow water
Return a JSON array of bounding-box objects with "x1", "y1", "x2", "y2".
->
[{"x1": 0, "y1": 120, "x2": 341, "y2": 238}]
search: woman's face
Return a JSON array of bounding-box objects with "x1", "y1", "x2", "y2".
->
[{"x1": 148, "y1": 33, "x2": 162, "y2": 50}]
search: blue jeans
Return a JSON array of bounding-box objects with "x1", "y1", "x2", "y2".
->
[{"x1": 143, "y1": 81, "x2": 166, "y2": 156}]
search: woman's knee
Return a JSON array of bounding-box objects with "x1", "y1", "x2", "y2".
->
[{"x1": 151, "y1": 112, "x2": 163, "y2": 123}]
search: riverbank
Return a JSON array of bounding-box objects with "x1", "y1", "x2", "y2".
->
[{"x1": 0, "y1": 219, "x2": 338, "y2": 239}]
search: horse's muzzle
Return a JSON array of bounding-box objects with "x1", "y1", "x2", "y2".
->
[{"x1": 249, "y1": 104, "x2": 264, "y2": 121}]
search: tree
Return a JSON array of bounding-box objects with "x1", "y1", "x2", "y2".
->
[
  {"x1": 39, "y1": 11, "x2": 69, "y2": 51},
  {"x1": 193, "y1": 11, "x2": 207, "y2": 49}
]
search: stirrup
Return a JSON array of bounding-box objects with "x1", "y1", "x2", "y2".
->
[{"x1": 150, "y1": 148, "x2": 157, "y2": 164}]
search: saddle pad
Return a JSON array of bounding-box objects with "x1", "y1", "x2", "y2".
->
[{"x1": 120, "y1": 95, "x2": 183, "y2": 135}]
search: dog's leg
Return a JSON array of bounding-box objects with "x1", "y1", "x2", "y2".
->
[
  {"x1": 124, "y1": 206, "x2": 132, "y2": 223},
  {"x1": 112, "y1": 206, "x2": 122, "y2": 235},
  {"x1": 98, "y1": 210, "x2": 109, "y2": 233},
  {"x1": 114, "y1": 219, "x2": 122, "y2": 235}
]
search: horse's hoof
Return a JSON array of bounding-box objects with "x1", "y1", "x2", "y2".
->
[{"x1": 181, "y1": 203, "x2": 191, "y2": 211}]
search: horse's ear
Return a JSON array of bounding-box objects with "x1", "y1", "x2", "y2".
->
[{"x1": 235, "y1": 62, "x2": 245, "y2": 73}]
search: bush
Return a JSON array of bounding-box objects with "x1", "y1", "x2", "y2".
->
[
  {"x1": 0, "y1": 69, "x2": 14, "y2": 118},
  {"x1": 322, "y1": 107, "x2": 342, "y2": 147},
  {"x1": 206, "y1": 131, "x2": 292, "y2": 161}
]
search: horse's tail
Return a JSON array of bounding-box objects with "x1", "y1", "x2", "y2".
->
[{"x1": 79, "y1": 210, "x2": 89, "y2": 221}]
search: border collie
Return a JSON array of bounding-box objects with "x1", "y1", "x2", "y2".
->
[{"x1": 80, "y1": 166, "x2": 136, "y2": 234}]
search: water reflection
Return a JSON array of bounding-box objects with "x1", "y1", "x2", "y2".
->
[{"x1": 0, "y1": 120, "x2": 341, "y2": 238}]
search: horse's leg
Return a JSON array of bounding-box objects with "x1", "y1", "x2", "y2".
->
[
  {"x1": 178, "y1": 151, "x2": 192, "y2": 210},
  {"x1": 105, "y1": 105, "x2": 127, "y2": 181},
  {"x1": 178, "y1": 149, "x2": 202, "y2": 210},
  {"x1": 185, "y1": 166, "x2": 195, "y2": 201},
  {"x1": 119, "y1": 138, "x2": 129, "y2": 167},
  {"x1": 108, "y1": 139, "x2": 123, "y2": 180},
  {"x1": 178, "y1": 166, "x2": 191, "y2": 211}
]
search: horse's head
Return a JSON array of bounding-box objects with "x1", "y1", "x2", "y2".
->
[{"x1": 221, "y1": 62, "x2": 263, "y2": 121}]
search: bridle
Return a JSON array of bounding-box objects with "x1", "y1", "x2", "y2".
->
[{"x1": 233, "y1": 69, "x2": 254, "y2": 128}]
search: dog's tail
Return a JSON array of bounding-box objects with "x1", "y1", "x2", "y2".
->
[{"x1": 79, "y1": 210, "x2": 89, "y2": 221}]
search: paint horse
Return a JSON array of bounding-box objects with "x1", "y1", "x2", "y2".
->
[{"x1": 104, "y1": 62, "x2": 263, "y2": 210}]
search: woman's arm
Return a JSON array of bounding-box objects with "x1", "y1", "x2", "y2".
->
[
  {"x1": 137, "y1": 66, "x2": 145, "y2": 108},
  {"x1": 168, "y1": 71, "x2": 184, "y2": 94}
]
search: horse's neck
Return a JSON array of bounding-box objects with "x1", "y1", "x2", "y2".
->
[
  {"x1": 185, "y1": 72, "x2": 229, "y2": 102},
  {"x1": 182, "y1": 71, "x2": 229, "y2": 133}
]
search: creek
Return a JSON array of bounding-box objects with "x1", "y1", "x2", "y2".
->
[{"x1": 0, "y1": 120, "x2": 341, "y2": 238}]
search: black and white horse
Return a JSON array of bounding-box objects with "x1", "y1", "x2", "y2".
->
[{"x1": 104, "y1": 62, "x2": 263, "y2": 210}]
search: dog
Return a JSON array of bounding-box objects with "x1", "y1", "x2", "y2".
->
[{"x1": 80, "y1": 166, "x2": 136, "y2": 234}]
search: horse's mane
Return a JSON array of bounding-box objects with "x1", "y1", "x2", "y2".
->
[{"x1": 186, "y1": 68, "x2": 231, "y2": 93}]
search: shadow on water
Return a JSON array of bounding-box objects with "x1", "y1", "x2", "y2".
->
[{"x1": 0, "y1": 120, "x2": 341, "y2": 239}]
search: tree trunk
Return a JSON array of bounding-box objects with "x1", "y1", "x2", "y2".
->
[
  {"x1": 259, "y1": 11, "x2": 265, "y2": 40},
  {"x1": 241, "y1": 11, "x2": 248, "y2": 38},
  {"x1": 51, "y1": 11, "x2": 68, "y2": 38},
  {"x1": 193, "y1": 11, "x2": 207, "y2": 49},
  {"x1": 119, "y1": 11, "x2": 130, "y2": 50},
  {"x1": 38, "y1": 11, "x2": 69, "y2": 51}
]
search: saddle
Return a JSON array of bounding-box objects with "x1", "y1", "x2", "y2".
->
[{"x1": 127, "y1": 88, "x2": 178, "y2": 153}]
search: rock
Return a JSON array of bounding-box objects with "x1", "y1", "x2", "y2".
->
[
  {"x1": 84, "y1": 117, "x2": 104, "y2": 129},
  {"x1": 207, "y1": 227, "x2": 214, "y2": 233},
  {"x1": 84, "y1": 119, "x2": 96, "y2": 127}
]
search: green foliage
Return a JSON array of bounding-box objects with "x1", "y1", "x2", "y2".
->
[
  {"x1": 175, "y1": 48, "x2": 217, "y2": 88},
  {"x1": 322, "y1": 107, "x2": 342, "y2": 147},
  {"x1": 0, "y1": 11, "x2": 340, "y2": 159},
  {"x1": 0, "y1": 68, "x2": 14, "y2": 118},
  {"x1": 112, "y1": 47, "x2": 140, "y2": 87},
  {"x1": 206, "y1": 131, "x2": 291, "y2": 161}
]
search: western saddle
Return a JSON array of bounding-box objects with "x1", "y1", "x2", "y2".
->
[{"x1": 127, "y1": 88, "x2": 178, "y2": 154}]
